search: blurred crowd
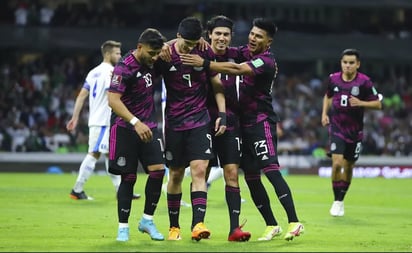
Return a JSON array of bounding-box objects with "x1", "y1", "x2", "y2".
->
[
  {"x1": 1, "y1": 0, "x2": 411, "y2": 38},
  {"x1": 0, "y1": 53, "x2": 411, "y2": 157}
]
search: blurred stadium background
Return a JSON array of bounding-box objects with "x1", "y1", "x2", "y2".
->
[{"x1": 0, "y1": 0, "x2": 411, "y2": 175}]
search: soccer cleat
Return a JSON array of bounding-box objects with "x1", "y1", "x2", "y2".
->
[
  {"x1": 116, "y1": 227, "x2": 129, "y2": 242},
  {"x1": 132, "y1": 193, "x2": 141, "y2": 200},
  {"x1": 228, "y1": 227, "x2": 251, "y2": 242},
  {"x1": 228, "y1": 219, "x2": 251, "y2": 242},
  {"x1": 191, "y1": 222, "x2": 211, "y2": 241},
  {"x1": 257, "y1": 225, "x2": 282, "y2": 241},
  {"x1": 330, "y1": 201, "x2": 344, "y2": 217},
  {"x1": 168, "y1": 227, "x2": 182, "y2": 240},
  {"x1": 284, "y1": 222, "x2": 304, "y2": 241},
  {"x1": 70, "y1": 189, "x2": 94, "y2": 200},
  {"x1": 138, "y1": 218, "x2": 164, "y2": 241}
]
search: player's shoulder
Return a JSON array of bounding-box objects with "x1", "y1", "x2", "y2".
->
[
  {"x1": 328, "y1": 72, "x2": 342, "y2": 81},
  {"x1": 119, "y1": 52, "x2": 137, "y2": 66},
  {"x1": 249, "y1": 50, "x2": 275, "y2": 68},
  {"x1": 115, "y1": 52, "x2": 142, "y2": 73},
  {"x1": 87, "y1": 62, "x2": 109, "y2": 77},
  {"x1": 195, "y1": 46, "x2": 215, "y2": 59},
  {"x1": 356, "y1": 72, "x2": 371, "y2": 82}
]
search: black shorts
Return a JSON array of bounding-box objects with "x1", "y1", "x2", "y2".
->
[
  {"x1": 108, "y1": 125, "x2": 165, "y2": 175},
  {"x1": 240, "y1": 120, "x2": 279, "y2": 173},
  {"x1": 329, "y1": 135, "x2": 362, "y2": 161},
  {"x1": 209, "y1": 129, "x2": 241, "y2": 167},
  {"x1": 165, "y1": 124, "x2": 214, "y2": 168}
]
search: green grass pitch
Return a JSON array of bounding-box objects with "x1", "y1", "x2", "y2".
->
[{"x1": 0, "y1": 172, "x2": 411, "y2": 252}]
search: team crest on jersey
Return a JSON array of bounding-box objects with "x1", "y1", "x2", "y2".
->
[
  {"x1": 117, "y1": 157, "x2": 126, "y2": 167},
  {"x1": 111, "y1": 74, "x2": 122, "y2": 85},
  {"x1": 330, "y1": 142, "x2": 336, "y2": 151},
  {"x1": 351, "y1": 86, "x2": 360, "y2": 96},
  {"x1": 334, "y1": 87, "x2": 339, "y2": 92}
]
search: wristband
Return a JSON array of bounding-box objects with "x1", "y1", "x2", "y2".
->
[
  {"x1": 218, "y1": 112, "x2": 227, "y2": 127},
  {"x1": 202, "y1": 59, "x2": 210, "y2": 70},
  {"x1": 129, "y1": 116, "x2": 140, "y2": 126}
]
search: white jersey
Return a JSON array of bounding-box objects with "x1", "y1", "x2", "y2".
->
[
  {"x1": 83, "y1": 62, "x2": 113, "y2": 126},
  {"x1": 161, "y1": 79, "x2": 167, "y2": 134}
]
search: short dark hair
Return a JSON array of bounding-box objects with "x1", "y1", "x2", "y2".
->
[
  {"x1": 341, "y1": 48, "x2": 360, "y2": 60},
  {"x1": 101, "y1": 40, "x2": 121, "y2": 56},
  {"x1": 178, "y1": 16, "x2": 203, "y2": 40},
  {"x1": 206, "y1": 15, "x2": 234, "y2": 34},
  {"x1": 138, "y1": 28, "x2": 166, "y2": 50},
  {"x1": 252, "y1": 18, "x2": 277, "y2": 38}
]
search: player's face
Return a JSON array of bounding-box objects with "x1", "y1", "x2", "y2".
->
[
  {"x1": 340, "y1": 55, "x2": 360, "y2": 76},
  {"x1": 177, "y1": 35, "x2": 199, "y2": 54},
  {"x1": 110, "y1": 47, "x2": 122, "y2": 65},
  {"x1": 139, "y1": 44, "x2": 162, "y2": 68},
  {"x1": 209, "y1": 27, "x2": 232, "y2": 54},
  {"x1": 247, "y1": 26, "x2": 272, "y2": 55}
]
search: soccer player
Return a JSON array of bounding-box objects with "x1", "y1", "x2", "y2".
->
[
  {"x1": 202, "y1": 15, "x2": 251, "y2": 242},
  {"x1": 67, "y1": 40, "x2": 140, "y2": 201},
  {"x1": 155, "y1": 16, "x2": 226, "y2": 241},
  {"x1": 180, "y1": 17, "x2": 304, "y2": 241},
  {"x1": 321, "y1": 48, "x2": 382, "y2": 217},
  {"x1": 107, "y1": 28, "x2": 166, "y2": 242}
]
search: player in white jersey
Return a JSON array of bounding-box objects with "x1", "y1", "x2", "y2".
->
[{"x1": 67, "y1": 40, "x2": 140, "y2": 200}]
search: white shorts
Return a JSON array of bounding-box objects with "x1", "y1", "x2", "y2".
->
[{"x1": 88, "y1": 126, "x2": 109, "y2": 154}]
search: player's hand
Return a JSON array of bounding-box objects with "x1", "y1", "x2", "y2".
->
[
  {"x1": 321, "y1": 114, "x2": 329, "y2": 126},
  {"x1": 180, "y1": 54, "x2": 204, "y2": 67},
  {"x1": 349, "y1": 96, "x2": 363, "y2": 107},
  {"x1": 66, "y1": 118, "x2": 77, "y2": 132},
  {"x1": 159, "y1": 43, "x2": 172, "y2": 62},
  {"x1": 197, "y1": 37, "x2": 210, "y2": 51},
  {"x1": 134, "y1": 122, "x2": 153, "y2": 143},
  {"x1": 214, "y1": 112, "x2": 227, "y2": 136}
]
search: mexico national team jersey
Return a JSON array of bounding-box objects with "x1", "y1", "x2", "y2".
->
[
  {"x1": 236, "y1": 46, "x2": 279, "y2": 128},
  {"x1": 326, "y1": 71, "x2": 380, "y2": 143},
  {"x1": 83, "y1": 62, "x2": 113, "y2": 127},
  {"x1": 207, "y1": 47, "x2": 242, "y2": 131},
  {"x1": 155, "y1": 42, "x2": 217, "y2": 131},
  {"x1": 109, "y1": 50, "x2": 159, "y2": 130}
]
